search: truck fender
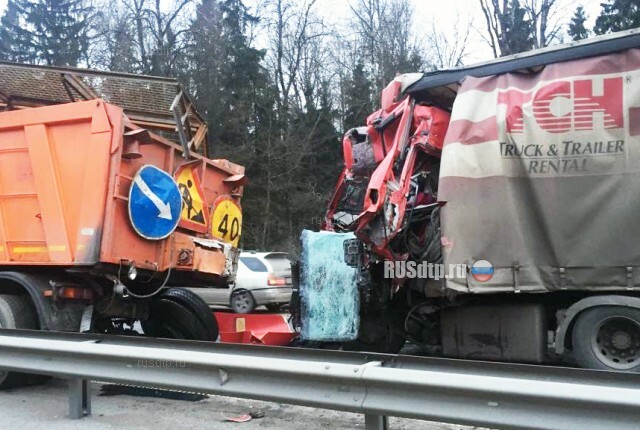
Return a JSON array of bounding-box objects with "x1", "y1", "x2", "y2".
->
[
  {"x1": 0, "y1": 272, "x2": 53, "y2": 331},
  {"x1": 555, "y1": 295, "x2": 640, "y2": 354}
]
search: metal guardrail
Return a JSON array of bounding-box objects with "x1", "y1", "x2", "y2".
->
[{"x1": 1, "y1": 329, "x2": 640, "y2": 430}]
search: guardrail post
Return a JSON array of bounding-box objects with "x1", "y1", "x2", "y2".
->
[
  {"x1": 365, "y1": 414, "x2": 388, "y2": 430},
  {"x1": 68, "y1": 378, "x2": 91, "y2": 419}
]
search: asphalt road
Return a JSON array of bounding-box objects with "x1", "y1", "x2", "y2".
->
[{"x1": 0, "y1": 379, "x2": 475, "y2": 430}]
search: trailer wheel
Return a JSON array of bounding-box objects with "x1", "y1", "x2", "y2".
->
[
  {"x1": 572, "y1": 306, "x2": 640, "y2": 371},
  {"x1": 231, "y1": 290, "x2": 256, "y2": 314},
  {"x1": 143, "y1": 298, "x2": 210, "y2": 341},
  {"x1": 0, "y1": 294, "x2": 38, "y2": 388},
  {"x1": 159, "y1": 288, "x2": 219, "y2": 341}
]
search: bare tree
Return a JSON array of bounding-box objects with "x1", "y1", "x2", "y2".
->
[
  {"x1": 523, "y1": 0, "x2": 565, "y2": 48},
  {"x1": 124, "y1": 0, "x2": 150, "y2": 70},
  {"x1": 254, "y1": 0, "x2": 339, "y2": 248},
  {"x1": 98, "y1": 0, "x2": 193, "y2": 76},
  {"x1": 425, "y1": 14, "x2": 473, "y2": 69},
  {"x1": 331, "y1": 34, "x2": 373, "y2": 130},
  {"x1": 146, "y1": 0, "x2": 193, "y2": 75},
  {"x1": 478, "y1": 0, "x2": 535, "y2": 57},
  {"x1": 90, "y1": 0, "x2": 137, "y2": 71},
  {"x1": 261, "y1": 0, "x2": 332, "y2": 114},
  {"x1": 479, "y1": 0, "x2": 564, "y2": 56},
  {"x1": 350, "y1": 0, "x2": 424, "y2": 92}
]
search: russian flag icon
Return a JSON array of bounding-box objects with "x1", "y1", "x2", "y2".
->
[{"x1": 471, "y1": 260, "x2": 494, "y2": 282}]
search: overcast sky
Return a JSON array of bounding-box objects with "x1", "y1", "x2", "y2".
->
[
  {"x1": 304, "y1": 0, "x2": 603, "y2": 63},
  {"x1": 0, "y1": 0, "x2": 603, "y2": 64}
]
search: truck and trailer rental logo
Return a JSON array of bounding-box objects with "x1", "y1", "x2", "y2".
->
[
  {"x1": 498, "y1": 77, "x2": 625, "y2": 135},
  {"x1": 440, "y1": 61, "x2": 640, "y2": 180},
  {"x1": 496, "y1": 75, "x2": 632, "y2": 176}
]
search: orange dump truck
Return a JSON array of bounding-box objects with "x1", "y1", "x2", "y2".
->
[{"x1": 0, "y1": 98, "x2": 244, "y2": 386}]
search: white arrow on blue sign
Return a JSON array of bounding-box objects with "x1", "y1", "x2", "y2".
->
[{"x1": 128, "y1": 164, "x2": 182, "y2": 240}]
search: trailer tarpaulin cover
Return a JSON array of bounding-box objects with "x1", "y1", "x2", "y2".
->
[{"x1": 439, "y1": 48, "x2": 640, "y2": 293}]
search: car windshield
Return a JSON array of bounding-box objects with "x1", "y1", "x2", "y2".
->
[{"x1": 240, "y1": 256, "x2": 268, "y2": 272}]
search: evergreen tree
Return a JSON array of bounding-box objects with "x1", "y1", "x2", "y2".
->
[
  {"x1": 189, "y1": 0, "x2": 277, "y2": 248},
  {"x1": 568, "y1": 6, "x2": 590, "y2": 41},
  {"x1": 306, "y1": 85, "x2": 341, "y2": 203},
  {"x1": 499, "y1": 0, "x2": 534, "y2": 56},
  {"x1": 0, "y1": 0, "x2": 91, "y2": 66},
  {"x1": 189, "y1": 0, "x2": 266, "y2": 156},
  {"x1": 594, "y1": 0, "x2": 640, "y2": 35},
  {"x1": 0, "y1": 0, "x2": 34, "y2": 63},
  {"x1": 343, "y1": 61, "x2": 372, "y2": 128},
  {"x1": 284, "y1": 83, "x2": 341, "y2": 249},
  {"x1": 27, "y1": 0, "x2": 91, "y2": 66}
]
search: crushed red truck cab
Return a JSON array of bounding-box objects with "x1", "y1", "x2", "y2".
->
[{"x1": 297, "y1": 29, "x2": 640, "y2": 372}]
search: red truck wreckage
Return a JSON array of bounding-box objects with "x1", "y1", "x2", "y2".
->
[
  {"x1": 295, "y1": 29, "x2": 640, "y2": 372},
  {"x1": 325, "y1": 83, "x2": 450, "y2": 260}
]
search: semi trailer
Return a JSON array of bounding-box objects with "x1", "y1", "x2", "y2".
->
[
  {"x1": 0, "y1": 65, "x2": 244, "y2": 387},
  {"x1": 296, "y1": 29, "x2": 640, "y2": 372}
]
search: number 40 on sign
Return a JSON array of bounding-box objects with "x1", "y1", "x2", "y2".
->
[{"x1": 210, "y1": 196, "x2": 242, "y2": 247}]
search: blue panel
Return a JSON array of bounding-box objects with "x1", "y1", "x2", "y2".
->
[
  {"x1": 128, "y1": 165, "x2": 182, "y2": 240},
  {"x1": 300, "y1": 230, "x2": 359, "y2": 341}
]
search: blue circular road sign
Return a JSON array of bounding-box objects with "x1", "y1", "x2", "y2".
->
[{"x1": 128, "y1": 165, "x2": 182, "y2": 240}]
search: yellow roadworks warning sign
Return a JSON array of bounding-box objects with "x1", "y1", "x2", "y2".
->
[
  {"x1": 211, "y1": 196, "x2": 242, "y2": 247},
  {"x1": 174, "y1": 164, "x2": 209, "y2": 233}
]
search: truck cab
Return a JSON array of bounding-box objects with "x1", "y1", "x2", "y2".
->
[{"x1": 297, "y1": 29, "x2": 640, "y2": 372}]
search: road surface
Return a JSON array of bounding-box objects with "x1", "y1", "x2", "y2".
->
[{"x1": 0, "y1": 379, "x2": 475, "y2": 430}]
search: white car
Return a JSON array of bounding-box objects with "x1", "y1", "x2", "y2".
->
[{"x1": 189, "y1": 251, "x2": 293, "y2": 313}]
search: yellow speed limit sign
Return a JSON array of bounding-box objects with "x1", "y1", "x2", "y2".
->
[{"x1": 210, "y1": 196, "x2": 242, "y2": 247}]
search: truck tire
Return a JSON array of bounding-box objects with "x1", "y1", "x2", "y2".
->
[
  {"x1": 159, "y1": 288, "x2": 219, "y2": 341},
  {"x1": 0, "y1": 294, "x2": 38, "y2": 388},
  {"x1": 144, "y1": 299, "x2": 210, "y2": 341},
  {"x1": 572, "y1": 306, "x2": 640, "y2": 372},
  {"x1": 231, "y1": 290, "x2": 256, "y2": 314}
]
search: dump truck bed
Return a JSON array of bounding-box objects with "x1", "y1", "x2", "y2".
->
[{"x1": 0, "y1": 100, "x2": 243, "y2": 283}]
